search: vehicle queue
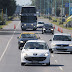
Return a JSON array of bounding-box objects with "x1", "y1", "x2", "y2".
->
[{"x1": 17, "y1": 22, "x2": 72, "y2": 66}]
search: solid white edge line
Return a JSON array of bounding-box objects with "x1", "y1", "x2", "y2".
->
[
  {"x1": 59, "y1": 66, "x2": 63, "y2": 71},
  {"x1": 55, "y1": 60, "x2": 58, "y2": 63},
  {"x1": 0, "y1": 22, "x2": 20, "y2": 62},
  {"x1": 51, "y1": 54, "x2": 54, "y2": 57}
]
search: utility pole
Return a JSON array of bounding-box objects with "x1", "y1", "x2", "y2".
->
[
  {"x1": 44, "y1": 0, "x2": 45, "y2": 15},
  {"x1": 40, "y1": 0, "x2": 41, "y2": 16},
  {"x1": 62, "y1": 0, "x2": 63, "y2": 22},
  {"x1": 48, "y1": 0, "x2": 49, "y2": 18},
  {"x1": 51, "y1": 0, "x2": 52, "y2": 16},
  {"x1": 6, "y1": 8, "x2": 7, "y2": 21},
  {"x1": 69, "y1": 0, "x2": 70, "y2": 16},
  {"x1": 55, "y1": 0, "x2": 56, "y2": 17},
  {"x1": 2, "y1": 9, "x2": 3, "y2": 21}
]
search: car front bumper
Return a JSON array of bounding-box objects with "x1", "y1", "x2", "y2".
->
[
  {"x1": 21, "y1": 56, "x2": 50, "y2": 64},
  {"x1": 51, "y1": 46, "x2": 72, "y2": 52}
]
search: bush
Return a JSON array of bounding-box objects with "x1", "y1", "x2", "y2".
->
[
  {"x1": 59, "y1": 21, "x2": 63, "y2": 25},
  {"x1": 49, "y1": 16, "x2": 52, "y2": 20},
  {"x1": 53, "y1": 20, "x2": 57, "y2": 22}
]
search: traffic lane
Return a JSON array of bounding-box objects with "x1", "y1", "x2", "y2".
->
[
  {"x1": 37, "y1": 29, "x2": 72, "y2": 71},
  {"x1": 0, "y1": 27, "x2": 63, "y2": 72},
  {"x1": 17, "y1": 28, "x2": 63, "y2": 72},
  {"x1": 0, "y1": 20, "x2": 20, "y2": 60},
  {"x1": 52, "y1": 52, "x2": 72, "y2": 72},
  {"x1": 38, "y1": 17, "x2": 72, "y2": 34}
]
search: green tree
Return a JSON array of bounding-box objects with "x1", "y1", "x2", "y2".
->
[{"x1": 0, "y1": 0, "x2": 16, "y2": 16}]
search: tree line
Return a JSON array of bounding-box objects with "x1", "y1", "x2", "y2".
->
[
  {"x1": 31, "y1": 0, "x2": 72, "y2": 16},
  {"x1": 0, "y1": 0, "x2": 16, "y2": 16}
]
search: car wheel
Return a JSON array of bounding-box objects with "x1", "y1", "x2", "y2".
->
[
  {"x1": 42, "y1": 30, "x2": 44, "y2": 34},
  {"x1": 21, "y1": 63, "x2": 26, "y2": 66},
  {"x1": 33, "y1": 28, "x2": 37, "y2": 31},
  {"x1": 70, "y1": 52, "x2": 72, "y2": 54},
  {"x1": 50, "y1": 50, "x2": 53, "y2": 53},
  {"x1": 21, "y1": 28, "x2": 24, "y2": 31},
  {"x1": 46, "y1": 62, "x2": 50, "y2": 66},
  {"x1": 18, "y1": 46, "x2": 20, "y2": 49},
  {"x1": 52, "y1": 32, "x2": 54, "y2": 35}
]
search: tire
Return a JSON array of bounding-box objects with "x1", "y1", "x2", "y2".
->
[
  {"x1": 50, "y1": 50, "x2": 53, "y2": 53},
  {"x1": 33, "y1": 28, "x2": 37, "y2": 31},
  {"x1": 18, "y1": 46, "x2": 20, "y2": 49},
  {"x1": 46, "y1": 62, "x2": 50, "y2": 66},
  {"x1": 52, "y1": 32, "x2": 54, "y2": 35},
  {"x1": 21, "y1": 63, "x2": 26, "y2": 66},
  {"x1": 42, "y1": 30, "x2": 44, "y2": 34},
  {"x1": 70, "y1": 52, "x2": 72, "y2": 54},
  {"x1": 21, "y1": 28, "x2": 24, "y2": 31}
]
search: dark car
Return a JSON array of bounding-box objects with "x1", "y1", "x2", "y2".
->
[
  {"x1": 42, "y1": 24, "x2": 54, "y2": 34},
  {"x1": 17, "y1": 32, "x2": 40, "y2": 50}
]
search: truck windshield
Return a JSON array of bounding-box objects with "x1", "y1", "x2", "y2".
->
[
  {"x1": 21, "y1": 7, "x2": 36, "y2": 14},
  {"x1": 21, "y1": 16, "x2": 37, "y2": 23}
]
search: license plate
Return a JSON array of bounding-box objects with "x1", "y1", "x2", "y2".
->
[{"x1": 32, "y1": 61, "x2": 39, "y2": 63}]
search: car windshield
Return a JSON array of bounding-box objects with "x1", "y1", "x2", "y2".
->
[
  {"x1": 38, "y1": 22, "x2": 44, "y2": 24},
  {"x1": 44, "y1": 24, "x2": 53, "y2": 28},
  {"x1": 24, "y1": 42, "x2": 48, "y2": 49},
  {"x1": 21, "y1": 34, "x2": 36, "y2": 38},
  {"x1": 53, "y1": 35, "x2": 71, "y2": 41}
]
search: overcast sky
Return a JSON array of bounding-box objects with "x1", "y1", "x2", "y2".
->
[{"x1": 16, "y1": 0, "x2": 32, "y2": 6}]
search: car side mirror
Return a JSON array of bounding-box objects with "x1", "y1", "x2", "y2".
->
[
  {"x1": 17, "y1": 37, "x2": 19, "y2": 39},
  {"x1": 49, "y1": 39, "x2": 52, "y2": 41},
  {"x1": 38, "y1": 37, "x2": 40, "y2": 39}
]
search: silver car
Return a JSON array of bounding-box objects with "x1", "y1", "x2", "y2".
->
[{"x1": 50, "y1": 33, "x2": 72, "y2": 53}]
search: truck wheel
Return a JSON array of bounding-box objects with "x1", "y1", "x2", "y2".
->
[{"x1": 33, "y1": 28, "x2": 37, "y2": 31}]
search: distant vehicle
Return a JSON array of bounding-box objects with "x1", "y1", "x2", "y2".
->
[
  {"x1": 50, "y1": 33, "x2": 72, "y2": 53},
  {"x1": 17, "y1": 32, "x2": 40, "y2": 50},
  {"x1": 21, "y1": 40, "x2": 50, "y2": 66},
  {"x1": 37, "y1": 21, "x2": 44, "y2": 28},
  {"x1": 20, "y1": 6, "x2": 37, "y2": 31},
  {"x1": 42, "y1": 24, "x2": 54, "y2": 34}
]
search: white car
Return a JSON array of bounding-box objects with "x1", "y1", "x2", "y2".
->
[
  {"x1": 37, "y1": 21, "x2": 44, "y2": 28},
  {"x1": 50, "y1": 33, "x2": 72, "y2": 53},
  {"x1": 21, "y1": 40, "x2": 50, "y2": 66}
]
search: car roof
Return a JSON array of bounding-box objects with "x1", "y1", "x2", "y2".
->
[
  {"x1": 54, "y1": 33, "x2": 71, "y2": 36},
  {"x1": 21, "y1": 32, "x2": 35, "y2": 34},
  {"x1": 26, "y1": 40, "x2": 46, "y2": 43},
  {"x1": 38, "y1": 21, "x2": 44, "y2": 22},
  {"x1": 44, "y1": 23, "x2": 52, "y2": 25}
]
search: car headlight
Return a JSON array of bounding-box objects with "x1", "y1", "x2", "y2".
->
[
  {"x1": 44, "y1": 53, "x2": 49, "y2": 56},
  {"x1": 31, "y1": 24, "x2": 33, "y2": 26},
  {"x1": 69, "y1": 44, "x2": 72, "y2": 46},
  {"x1": 43, "y1": 28, "x2": 45, "y2": 30},
  {"x1": 51, "y1": 44, "x2": 56, "y2": 46},
  {"x1": 23, "y1": 53, "x2": 27, "y2": 56},
  {"x1": 20, "y1": 41, "x2": 24, "y2": 43},
  {"x1": 24, "y1": 24, "x2": 26, "y2": 26},
  {"x1": 51, "y1": 29, "x2": 53, "y2": 30}
]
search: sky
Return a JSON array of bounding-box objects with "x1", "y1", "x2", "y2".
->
[{"x1": 16, "y1": 0, "x2": 32, "y2": 6}]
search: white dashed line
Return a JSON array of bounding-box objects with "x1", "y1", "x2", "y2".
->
[
  {"x1": 55, "y1": 60, "x2": 58, "y2": 63},
  {"x1": 59, "y1": 66, "x2": 63, "y2": 71},
  {"x1": 0, "y1": 22, "x2": 20, "y2": 62},
  {"x1": 51, "y1": 54, "x2": 54, "y2": 57}
]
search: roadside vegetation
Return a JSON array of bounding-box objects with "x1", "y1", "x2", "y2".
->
[
  {"x1": 43, "y1": 16, "x2": 72, "y2": 30},
  {"x1": 0, "y1": 0, "x2": 16, "y2": 29}
]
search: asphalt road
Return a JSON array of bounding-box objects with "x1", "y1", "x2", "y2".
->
[{"x1": 0, "y1": 17, "x2": 72, "y2": 72}]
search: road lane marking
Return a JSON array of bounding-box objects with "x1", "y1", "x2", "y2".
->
[
  {"x1": 59, "y1": 66, "x2": 63, "y2": 71},
  {"x1": 55, "y1": 60, "x2": 58, "y2": 63},
  {"x1": 37, "y1": 31, "x2": 43, "y2": 39},
  {"x1": 0, "y1": 22, "x2": 20, "y2": 62},
  {"x1": 51, "y1": 54, "x2": 54, "y2": 57}
]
